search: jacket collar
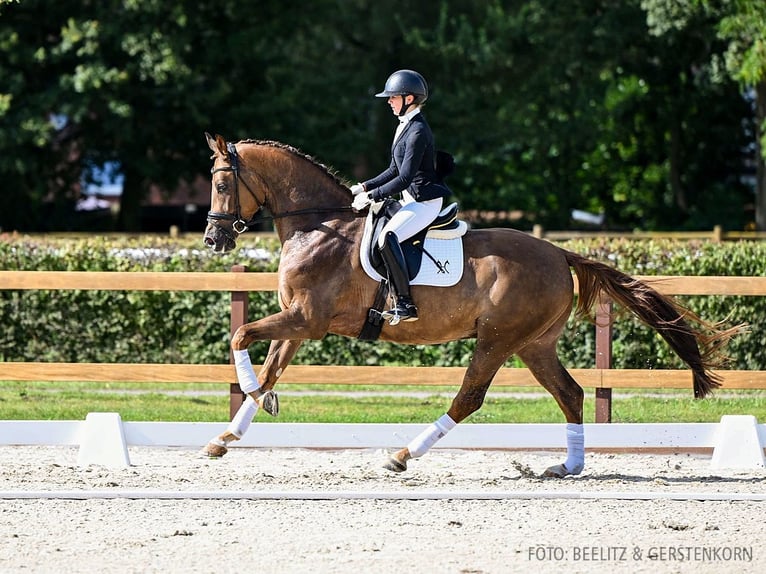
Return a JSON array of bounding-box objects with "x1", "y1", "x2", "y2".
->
[{"x1": 398, "y1": 107, "x2": 421, "y2": 124}]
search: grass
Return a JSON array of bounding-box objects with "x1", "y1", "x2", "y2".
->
[{"x1": 1, "y1": 381, "x2": 765, "y2": 423}]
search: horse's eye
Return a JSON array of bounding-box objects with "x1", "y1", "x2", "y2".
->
[{"x1": 216, "y1": 182, "x2": 228, "y2": 193}]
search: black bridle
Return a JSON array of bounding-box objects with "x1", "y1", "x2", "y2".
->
[
  {"x1": 206, "y1": 142, "x2": 359, "y2": 240},
  {"x1": 207, "y1": 142, "x2": 264, "y2": 239}
]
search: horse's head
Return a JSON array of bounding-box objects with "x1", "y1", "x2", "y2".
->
[{"x1": 203, "y1": 132, "x2": 265, "y2": 252}]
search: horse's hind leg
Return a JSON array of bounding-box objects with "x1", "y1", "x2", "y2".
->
[
  {"x1": 516, "y1": 339, "x2": 585, "y2": 478},
  {"x1": 384, "y1": 337, "x2": 510, "y2": 473},
  {"x1": 201, "y1": 339, "x2": 303, "y2": 458}
]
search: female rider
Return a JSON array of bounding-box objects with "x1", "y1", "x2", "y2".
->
[{"x1": 351, "y1": 69, "x2": 451, "y2": 324}]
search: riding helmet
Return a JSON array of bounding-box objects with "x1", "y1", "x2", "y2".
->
[{"x1": 375, "y1": 70, "x2": 428, "y2": 104}]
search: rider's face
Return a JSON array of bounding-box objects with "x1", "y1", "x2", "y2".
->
[{"x1": 388, "y1": 95, "x2": 414, "y2": 115}]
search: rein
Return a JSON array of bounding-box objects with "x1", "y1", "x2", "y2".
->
[{"x1": 207, "y1": 143, "x2": 360, "y2": 239}]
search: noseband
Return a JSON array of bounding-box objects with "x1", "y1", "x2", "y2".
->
[{"x1": 207, "y1": 142, "x2": 263, "y2": 239}]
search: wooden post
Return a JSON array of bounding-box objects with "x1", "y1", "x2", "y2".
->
[
  {"x1": 713, "y1": 225, "x2": 723, "y2": 243},
  {"x1": 532, "y1": 224, "x2": 544, "y2": 239},
  {"x1": 229, "y1": 265, "x2": 248, "y2": 420},
  {"x1": 594, "y1": 296, "x2": 613, "y2": 423}
]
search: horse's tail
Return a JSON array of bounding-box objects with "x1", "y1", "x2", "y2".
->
[{"x1": 564, "y1": 250, "x2": 743, "y2": 399}]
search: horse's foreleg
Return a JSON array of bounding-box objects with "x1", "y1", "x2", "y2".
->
[
  {"x1": 200, "y1": 349, "x2": 269, "y2": 458},
  {"x1": 201, "y1": 339, "x2": 304, "y2": 458},
  {"x1": 200, "y1": 394, "x2": 260, "y2": 457},
  {"x1": 233, "y1": 348, "x2": 280, "y2": 416}
]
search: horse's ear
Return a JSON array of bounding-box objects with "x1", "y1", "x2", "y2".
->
[
  {"x1": 215, "y1": 134, "x2": 229, "y2": 155},
  {"x1": 205, "y1": 132, "x2": 218, "y2": 153},
  {"x1": 205, "y1": 132, "x2": 227, "y2": 155}
]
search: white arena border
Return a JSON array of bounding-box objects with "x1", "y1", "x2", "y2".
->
[
  {"x1": 2, "y1": 418, "x2": 765, "y2": 501},
  {"x1": 2, "y1": 489, "x2": 766, "y2": 501},
  {"x1": 2, "y1": 420, "x2": 765, "y2": 450}
]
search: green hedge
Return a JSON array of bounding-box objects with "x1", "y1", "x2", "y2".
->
[
  {"x1": 1, "y1": 234, "x2": 764, "y2": 370},
  {"x1": 0, "y1": 234, "x2": 280, "y2": 365}
]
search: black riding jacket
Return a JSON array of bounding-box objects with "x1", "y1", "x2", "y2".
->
[{"x1": 363, "y1": 112, "x2": 451, "y2": 202}]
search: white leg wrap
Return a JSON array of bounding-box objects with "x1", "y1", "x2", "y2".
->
[
  {"x1": 407, "y1": 413, "x2": 457, "y2": 459},
  {"x1": 226, "y1": 395, "x2": 259, "y2": 439},
  {"x1": 233, "y1": 349, "x2": 260, "y2": 394},
  {"x1": 563, "y1": 422, "x2": 585, "y2": 473}
]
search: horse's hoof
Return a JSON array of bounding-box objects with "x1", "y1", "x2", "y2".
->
[
  {"x1": 199, "y1": 442, "x2": 228, "y2": 458},
  {"x1": 258, "y1": 390, "x2": 280, "y2": 417},
  {"x1": 383, "y1": 456, "x2": 407, "y2": 473},
  {"x1": 542, "y1": 463, "x2": 583, "y2": 478},
  {"x1": 542, "y1": 463, "x2": 567, "y2": 478}
]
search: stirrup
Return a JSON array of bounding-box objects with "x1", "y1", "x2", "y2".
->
[{"x1": 381, "y1": 304, "x2": 418, "y2": 326}]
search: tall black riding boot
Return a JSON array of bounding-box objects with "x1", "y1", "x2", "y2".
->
[{"x1": 379, "y1": 231, "x2": 418, "y2": 324}]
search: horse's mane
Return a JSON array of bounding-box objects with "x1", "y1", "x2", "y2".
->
[{"x1": 238, "y1": 139, "x2": 349, "y2": 189}]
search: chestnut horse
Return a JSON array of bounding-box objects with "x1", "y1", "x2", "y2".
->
[{"x1": 200, "y1": 133, "x2": 737, "y2": 477}]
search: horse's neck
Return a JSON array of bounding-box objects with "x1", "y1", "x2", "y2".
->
[
  {"x1": 245, "y1": 145, "x2": 355, "y2": 242},
  {"x1": 250, "y1": 145, "x2": 348, "y2": 210},
  {"x1": 274, "y1": 206, "x2": 364, "y2": 248},
  {"x1": 279, "y1": 214, "x2": 363, "y2": 256}
]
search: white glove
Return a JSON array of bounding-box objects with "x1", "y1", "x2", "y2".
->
[
  {"x1": 350, "y1": 183, "x2": 366, "y2": 196},
  {"x1": 352, "y1": 192, "x2": 373, "y2": 211}
]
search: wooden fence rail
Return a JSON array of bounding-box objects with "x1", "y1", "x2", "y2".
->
[
  {"x1": 2, "y1": 268, "x2": 766, "y2": 422},
  {"x1": 28, "y1": 225, "x2": 766, "y2": 242}
]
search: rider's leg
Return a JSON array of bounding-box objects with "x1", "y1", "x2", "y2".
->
[
  {"x1": 376, "y1": 196, "x2": 443, "y2": 249},
  {"x1": 377, "y1": 196, "x2": 441, "y2": 323},
  {"x1": 379, "y1": 231, "x2": 418, "y2": 322}
]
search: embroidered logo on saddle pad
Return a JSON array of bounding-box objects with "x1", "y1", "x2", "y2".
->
[{"x1": 360, "y1": 203, "x2": 467, "y2": 287}]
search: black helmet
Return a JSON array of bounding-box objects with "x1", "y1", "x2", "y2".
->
[{"x1": 375, "y1": 69, "x2": 428, "y2": 104}]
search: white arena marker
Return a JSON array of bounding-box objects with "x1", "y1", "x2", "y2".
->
[
  {"x1": 77, "y1": 412, "x2": 131, "y2": 468},
  {"x1": 711, "y1": 415, "x2": 766, "y2": 470}
]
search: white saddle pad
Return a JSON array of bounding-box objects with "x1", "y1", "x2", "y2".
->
[{"x1": 359, "y1": 205, "x2": 467, "y2": 288}]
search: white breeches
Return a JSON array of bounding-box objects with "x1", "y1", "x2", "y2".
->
[{"x1": 377, "y1": 194, "x2": 443, "y2": 247}]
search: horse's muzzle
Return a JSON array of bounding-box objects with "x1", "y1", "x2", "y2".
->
[{"x1": 203, "y1": 224, "x2": 237, "y2": 253}]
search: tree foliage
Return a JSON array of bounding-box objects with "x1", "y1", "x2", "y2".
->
[
  {"x1": 0, "y1": 0, "x2": 762, "y2": 231},
  {"x1": 643, "y1": 0, "x2": 766, "y2": 228}
]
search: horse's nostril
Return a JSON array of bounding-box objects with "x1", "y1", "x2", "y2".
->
[{"x1": 203, "y1": 236, "x2": 215, "y2": 247}]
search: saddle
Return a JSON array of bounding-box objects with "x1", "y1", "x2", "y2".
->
[
  {"x1": 358, "y1": 199, "x2": 468, "y2": 340},
  {"x1": 367, "y1": 199, "x2": 462, "y2": 279}
]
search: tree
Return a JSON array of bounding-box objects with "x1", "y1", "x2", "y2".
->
[
  {"x1": 0, "y1": 2, "x2": 83, "y2": 230},
  {"x1": 0, "y1": 0, "x2": 425, "y2": 231},
  {"x1": 0, "y1": 0, "x2": 294, "y2": 230},
  {"x1": 0, "y1": 0, "x2": 759, "y2": 232},
  {"x1": 716, "y1": 0, "x2": 766, "y2": 229},
  {"x1": 644, "y1": 0, "x2": 766, "y2": 229},
  {"x1": 401, "y1": 0, "x2": 752, "y2": 229}
]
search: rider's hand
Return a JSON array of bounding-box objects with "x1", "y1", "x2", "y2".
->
[
  {"x1": 352, "y1": 192, "x2": 373, "y2": 211},
  {"x1": 350, "y1": 183, "x2": 365, "y2": 196}
]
